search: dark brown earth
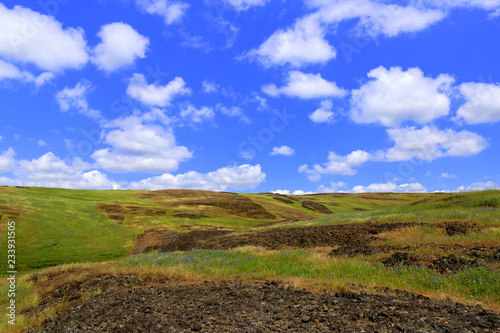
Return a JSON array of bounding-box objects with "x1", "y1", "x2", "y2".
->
[
  {"x1": 157, "y1": 222, "x2": 421, "y2": 252},
  {"x1": 300, "y1": 200, "x2": 334, "y2": 214},
  {"x1": 25, "y1": 275, "x2": 500, "y2": 333}
]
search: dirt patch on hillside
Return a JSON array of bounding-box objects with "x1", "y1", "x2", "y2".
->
[
  {"x1": 431, "y1": 254, "x2": 480, "y2": 274},
  {"x1": 272, "y1": 196, "x2": 295, "y2": 204},
  {"x1": 130, "y1": 229, "x2": 180, "y2": 255},
  {"x1": 25, "y1": 275, "x2": 500, "y2": 333},
  {"x1": 156, "y1": 222, "x2": 420, "y2": 253},
  {"x1": 445, "y1": 221, "x2": 480, "y2": 236},
  {"x1": 97, "y1": 204, "x2": 167, "y2": 223},
  {"x1": 300, "y1": 200, "x2": 333, "y2": 214}
]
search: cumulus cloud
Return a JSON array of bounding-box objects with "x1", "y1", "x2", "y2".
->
[
  {"x1": 385, "y1": 126, "x2": 488, "y2": 161},
  {"x1": 0, "y1": 148, "x2": 16, "y2": 172},
  {"x1": 134, "y1": 0, "x2": 189, "y2": 24},
  {"x1": 201, "y1": 80, "x2": 219, "y2": 93},
  {"x1": 441, "y1": 173, "x2": 456, "y2": 179},
  {"x1": 272, "y1": 189, "x2": 315, "y2": 195},
  {"x1": 351, "y1": 182, "x2": 427, "y2": 193},
  {"x1": 350, "y1": 66, "x2": 454, "y2": 127},
  {"x1": 127, "y1": 73, "x2": 191, "y2": 107},
  {"x1": 455, "y1": 82, "x2": 500, "y2": 124},
  {"x1": 0, "y1": 3, "x2": 88, "y2": 71},
  {"x1": 263, "y1": 71, "x2": 346, "y2": 99},
  {"x1": 130, "y1": 164, "x2": 265, "y2": 191},
  {"x1": 309, "y1": 100, "x2": 335, "y2": 123},
  {"x1": 92, "y1": 116, "x2": 192, "y2": 173},
  {"x1": 15, "y1": 152, "x2": 120, "y2": 189},
  {"x1": 270, "y1": 146, "x2": 294, "y2": 156},
  {"x1": 245, "y1": 0, "x2": 444, "y2": 67},
  {"x1": 226, "y1": 0, "x2": 270, "y2": 11},
  {"x1": 456, "y1": 181, "x2": 499, "y2": 192},
  {"x1": 180, "y1": 105, "x2": 214, "y2": 124},
  {"x1": 92, "y1": 23, "x2": 149, "y2": 73},
  {"x1": 244, "y1": 15, "x2": 336, "y2": 67},
  {"x1": 0, "y1": 59, "x2": 54, "y2": 86},
  {"x1": 56, "y1": 81, "x2": 103, "y2": 121},
  {"x1": 299, "y1": 150, "x2": 372, "y2": 181}
]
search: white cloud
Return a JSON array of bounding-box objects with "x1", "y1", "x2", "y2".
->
[
  {"x1": 216, "y1": 104, "x2": 251, "y2": 123},
  {"x1": 318, "y1": 181, "x2": 347, "y2": 193},
  {"x1": 309, "y1": 0, "x2": 445, "y2": 37},
  {"x1": 309, "y1": 100, "x2": 335, "y2": 123},
  {"x1": 244, "y1": 15, "x2": 336, "y2": 67},
  {"x1": 292, "y1": 190, "x2": 315, "y2": 195},
  {"x1": 16, "y1": 152, "x2": 120, "y2": 190},
  {"x1": 441, "y1": 173, "x2": 456, "y2": 179},
  {"x1": 272, "y1": 189, "x2": 290, "y2": 195},
  {"x1": 456, "y1": 181, "x2": 499, "y2": 192},
  {"x1": 134, "y1": 0, "x2": 189, "y2": 24},
  {"x1": 56, "y1": 81, "x2": 103, "y2": 121},
  {"x1": 455, "y1": 82, "x2": 500, "y2": 124},
  {"x1": 299, "y1": 150, "x2": 371, "y2": 181},
  {"x1": 263, "y1": 71, "x2": 346, "y2": 99},
  {"x1": 37, "y1": 139, "x2": 47, "y2": 147},
  {"x1": 350, "y1": 66, "x2": 454, "y2": 127},
  {"x1": 127, "y1": 73, "x2": 191, "y2": 107},
  {"x1": 226, "y1": 0, "x2": 270, "y2": 11},
  {"x1": 0, "y1": 59, "x2": 54, "y2": 86},
  {"x1": 417, "y1": 0, "x2": 500, "y2": 11},
  {"x1": 270, "y1": 146, "x2": 294, "y2": 156},
  {"x1": 385, "y1": 126, "x2": 488, "y2": 161},
  {"x1": 0, "y1": 3, "x2": 88, "y2": 71},
  {"x1": 92, "y1": 23, "x2": 149, "y2": 73},
  {"x1": 351, "y1": 182, "x2": 427, "y2": 193},
  {"x1": 180, "y1": 105, "x2": 214, "y2": 124},
  {"x1": 201, "y1": 80, "x2": 219, "y2": 93},
  {"x1": 92, "y1": 116, "x2": 192, "y2": 173},
  {"x1": 0, "y1": 148, "x2": 16, "y2": 172},
  {"x1": 246, "y1": 0, "x2": 444, "y2": 67},
  {"x1": 130, "y1": 164, "x2": 265, "y2": 191}
]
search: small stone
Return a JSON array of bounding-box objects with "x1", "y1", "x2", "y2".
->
[
  {"x1": 302, "y1": 316, "x2": 311, "y2": 323},
  {"x1": 191, "y1": 323, "x2": 203, "y2": 331}
]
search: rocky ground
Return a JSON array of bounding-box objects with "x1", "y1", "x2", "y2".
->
[{"x1": 25, "y1": 275, "x2": 500, "y2": 332}]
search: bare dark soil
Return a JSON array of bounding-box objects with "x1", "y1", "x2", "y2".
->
[
  {"x1": 300, "y1": 201, "x2": 334, "y2": 214},
  {"x1": 158, "y1": 222, "x2": 419, "y2": 252},
  {"x1": 25, "y1": 275, "x2": 500, "y2": 333}
]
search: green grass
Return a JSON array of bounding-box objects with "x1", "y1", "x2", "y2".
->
[{"x1": 122, "y1": 248, "x2": 500, "y2": 304}]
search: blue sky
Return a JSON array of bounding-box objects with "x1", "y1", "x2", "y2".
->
[{"x1": 0, "y1": 0, "x2": 499, "y2": 194}]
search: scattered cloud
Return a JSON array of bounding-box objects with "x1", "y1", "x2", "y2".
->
[
  {"x1": 0, "y1": 3, "x2": 88, "y2": 71},
  {"x1": 216, "y1": 104, "x2": 251, "y2": 123},
  {"x1": 37, "y1": 139, "x2": 47, "y2": 147},
  {"x1": 270, "y1": 146, "x2": 294, "y2": 156},
  {"x1": 350, "y1": 66, "x2": 454, "y2": 127},
  {"x1": 56, "y1": 81, "x2": 103, "y2": 121},
  {"x1": 0, "y1": 59, "x2": 54, "y2": 86},
  {"x1": 441, "y1": 172, "x2": 456, "y2": 178},
  {"x1": 92, "y1": 22, "x2": 149, "y2": 73},
  {"x1": 134, "y1": 0, "x2": 189, "y2": 24},
  {"x1": 127, "y1": 73, "x2": 191, "y2": 107},
  {"x1": 299, "y1": 150, "x2": 371, "y2": 181},
  {"x1": 130, "y1": 164, "x2": 265, "y2": 190},
  {"x1": 180, "y1": 105, "x2": 214, "y2": 124},
  {"x1": 309, "y1": 100, "x2": 335, "y2": 123},
  {"x1": 318, "y1": 181, "x2": 347, "y2": 193},
  {"x1": 92, "y1": 116, "x2": 192, "y2": 173},
  {"x1": 202, "y1": 80, "x2": 219, "y2": 93},
  {"x1": 351, "y1": 182, "x2": 427, "y2": 193},
  {"x1": 263, "y1": 71, "x2": 346, "y2": 99},
  {"x1": 385, "y1": 126, "x2": 488, "y2": 161},
  {"x1": 456, "y1": 181, "x2": 499, "y2": 192},
  {"x1": 455, "y1": 82, "x2": 500, "y2": 124},
  {"x1": 225, "y1": 0, "x2": 270, "y2": 11}
]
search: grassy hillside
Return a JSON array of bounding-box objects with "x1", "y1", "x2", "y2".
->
[
  {"x1": 0, "y1": 186, "x2": 425, "y2": 271},
  {"x1": 0, "y1": 187, "x2": 499, "y2": 332}
]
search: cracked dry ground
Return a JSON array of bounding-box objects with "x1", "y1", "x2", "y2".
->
[{"x1": 25, "y1": 275, "x2": 500, "y2": 333}]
